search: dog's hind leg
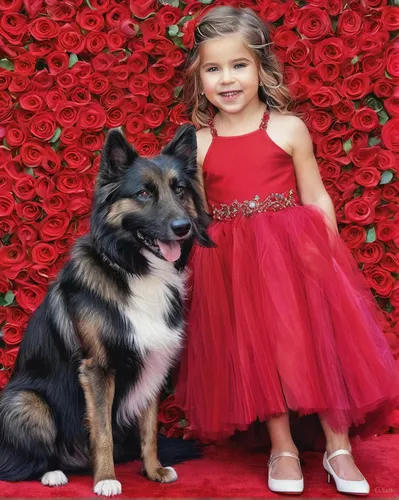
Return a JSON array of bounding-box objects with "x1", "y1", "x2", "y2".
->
[
  {"x1": 0, "y1": 390, "x2": 66, "y2": 485},
  {"x1": 79, "y1": 358, "x2": 121, "y2": 497},
  {"x1": 139, "y1": 398, "x2": 178, "y2": 483}
]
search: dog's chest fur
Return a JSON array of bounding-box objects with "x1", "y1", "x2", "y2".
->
[{"x1": 117, "y1": 252, "x2": 186, "y2": 426}]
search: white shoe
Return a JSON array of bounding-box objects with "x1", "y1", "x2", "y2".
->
[
  {"x1": 323, "y1": 449, "x2": 370, "y2": 496},
  {"x1": 268, "y1": 451, "x2": 304, "y2": 494}
]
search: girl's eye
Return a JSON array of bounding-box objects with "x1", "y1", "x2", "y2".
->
[
  {"x1": 137, "y1": 190, "x2": 152, "y2": 199},
  {"x1": 206, "y1": 67, "x2": 218, "y2": 72},
  {"x1": 174, "y1": 186, "x2": 185, "y2": 195},
  {"x1": 235, "y1": 63, "x2": 246, "y2": 69}
]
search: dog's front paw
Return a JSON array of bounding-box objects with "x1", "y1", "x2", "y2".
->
[
  {"x1": 41, "y1": 470, "x2": 68, "y2": 487},
  {"x1": 93, "y1": 479, "x2": 122, "y2": 497},
  {"x1": 144, "y1": 466, "x2": 178, "y2": 483}
]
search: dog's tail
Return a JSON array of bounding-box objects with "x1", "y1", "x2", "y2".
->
[
  {"x1": 157, "y1": 435, "x2": 204, "y2": 466},
  {"x1": 0, "y1": 438, "x2": 50, "y2": 482}
]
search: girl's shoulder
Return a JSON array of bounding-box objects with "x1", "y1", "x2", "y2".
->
[
  {"x1": 268, "y1": 111, "x2": 311, "y2": 154},
  {"x1": 196, "y1": 127, "x2": 213, "y2": 167}
]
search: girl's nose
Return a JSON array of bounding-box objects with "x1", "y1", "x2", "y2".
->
[{"x1": 220, "y1": 70, "x2": 235, "y2": 84}]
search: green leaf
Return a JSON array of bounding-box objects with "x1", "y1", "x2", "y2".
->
[
  {"x1": 161, "y1": 0, "x2": 180, "y2": 6},
  {"x1": 199, "y1": 0, "x2": 214, "y2": 3},
  {"x1": 353, "y1": 101, "x2": 360, "y2": 110},
  {"x1": 24, "y1": 167, "x2": 35, "y2": 177},
  {"x1": 343, "y1": 139, "x2": 352, "y2": 154},
  {"x1": 85, "y1": 0, "x2": 96, "y2": 9},
  {"x1": 2, "y1": 138, "x2": 10, "y2": 149},
  {"x1": 50, "y1": 127, "x2": 62, "y2": 143},
  {"x1": 365, "y1": 96, "x2": 383, "y2": 112},
  {"x1": 368, "y1": 136, "x2": 380, "y2": 146},
  {"x1": 0, "y1": 291, "x2": 15, "y2": 307},
  {"x1": 1, "y1": 234, "x2": 11, "y2": 245},
  {"x1": 385, "y1": 71, "x2": 392, "y2": 79},
  {"x1": 351, "y1": 56, "x2": 359, "y2": 65},
  {"x1": 378, "y1": 109, "x2": 390, "y2": 125},
  {"x1": 178, "y1": 16, "x2": 193, "y2": 26},
  {"x1": 366, "y1": 227, "x2": 376, "y2": 243},
  {"x1": 174, "y1": 86, "x2": 183, "y2": 99},
  {"x1": 51, "y1": 140, "x2": 60, "y2": 151},
  {"x1": 0, "y1": 59, "x2": 13, "y2": 71},
  {"x1": 68, "y1": 54, "x2": 78, "y2": 68},
  {"x1": 380, "y1": 170, "x2": 393, "y2": 185},
  {"x1": 168, "y1": 25, "x2": 179, "y2": 37}
]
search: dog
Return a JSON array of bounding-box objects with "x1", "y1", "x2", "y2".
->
[{"x1": 0, "y1": 125, "x2": 213, "y2": 496}]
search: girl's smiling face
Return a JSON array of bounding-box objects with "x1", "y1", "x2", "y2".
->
[{"x1": 199, "y1": 33, "x2": 261, "y2": 115}]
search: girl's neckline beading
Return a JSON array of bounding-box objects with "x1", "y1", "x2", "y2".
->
[{"x1": 208, "y1": 109, "x2": 270, "y2": 138}]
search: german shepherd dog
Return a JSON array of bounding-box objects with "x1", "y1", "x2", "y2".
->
[{"x1": 0, "y1": 125, "x2": 213, "y2": 496}]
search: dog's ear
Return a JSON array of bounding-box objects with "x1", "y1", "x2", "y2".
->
[
  {"x1": 161, "y1": 124, "x2": 197, "y2": 174},
  {"x1": 99, "y1": 129, "x2": 138, "y2": 184}
]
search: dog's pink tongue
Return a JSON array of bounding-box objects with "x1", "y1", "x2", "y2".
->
[{"x1": 157, "y1": 240, "x2": 181, "y2": 262}]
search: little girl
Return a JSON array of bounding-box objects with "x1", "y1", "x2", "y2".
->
[{"x1": 174, "y1": 5, "x2": 399, "y2": 496}]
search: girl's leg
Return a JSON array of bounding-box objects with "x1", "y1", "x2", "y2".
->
[
  {"x1": 267, "y1": 414, "x2": 302, "y2": 480},
  {"x1": 319, "y1": 416, "x2": 364, "y2": 480}
]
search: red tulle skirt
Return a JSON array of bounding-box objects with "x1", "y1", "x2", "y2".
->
[{"x1": 175, "y1": 205, "x2": 399, "y2": 441}]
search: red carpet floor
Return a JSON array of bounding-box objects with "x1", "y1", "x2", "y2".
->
[{"x1": 0, "y1": 435, "x2": 398, "y2": 498}]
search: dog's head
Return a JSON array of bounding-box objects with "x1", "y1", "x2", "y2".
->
[{"x1": 91, "y1": 125, "x2": 214, "y2": 265}]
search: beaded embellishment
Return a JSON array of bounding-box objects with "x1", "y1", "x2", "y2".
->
[{"x1": 211, "y1": 189, "x2": 299, "y2": 220}]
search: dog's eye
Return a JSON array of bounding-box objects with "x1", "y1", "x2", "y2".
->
[
  {"x1": 174, "y1": 186, "x2": 185, "y2": 195},
  {"x1": 137, "y1": 190, "x2": 152, "y2": 199}
]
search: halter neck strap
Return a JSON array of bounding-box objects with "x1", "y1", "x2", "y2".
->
[{"x1": 208, "y1": 108, "x2": 270, "y2": 137}]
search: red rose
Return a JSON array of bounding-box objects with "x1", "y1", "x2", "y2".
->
[
  {"x1": 107, "y1": 29, "x2": 127, "y2": 51},
  {"x1": 29, "y1": 17, "x2": 59, "y2": 40},
  {"x1": 272, "y1": 26, "x2": 298, "y2": 48},
  {"x1": 132, "y1": 133, "x2": 159, "y2": 157},
  {"x1": 29, "y1": 112, "x2": 57, "y2": 141},
  {"x1": 55, "y1": 102, "x2": 79, "y2": 128},
  {"x1": 19, "y1": 92, "x2": 46, "y2": 112},
  {"x1": 0, "y1": 274, "x2": 9, "y2": 293},
  {"x1": 17, "y1": 223, "x2": 38, "y2": 245},
  {"x1": 56, "y1": 70, "x2": 79, "y2": 92},
  {"x1": 337, "y1": 9, "x2": 363, "y2": 37},
  {"x1": 14, "y1": 52, "x2": 36, "y2": 77},
  {"x1": 31, "y1": 242, "x2": 58, "y2": 265},
  {"x1": 149, "y1": 83, "x2": 174, "y2": 106},
  {"x1": 376, "y1": 220, "x2": 399, "y2": 242},
  {"x1": 101, "y1": 87, "x2": 125, "y2": 109},
  {"x1": 349, "y1": 147, "x2": 378, "y2": 168},
  {"x1": 332, "y1": 101, "x2": 355, "y2": 122},
  {"x1": 14, "y1": 175, "x2": 36, "y2": 201},
  {"x1": 286, "y1": 39, "x2": 313, "y2": 68},
  {"x1": 60, "y1": 126, "x2": 82, "y2": 146},
  {"x1": 364, "y1": 266, "x2": 394, "y2": 298},
  {"x1": 340, "y1": 225, "x2": 366, "y2": 249},
  {"x1": 16, "y1": 285, "x2": 47, "y2": 313},
  {"x1": 41, "y1": 147, "x2": 61, "y2": 175},
  {"x1": 382, "y1": 6, "x2": 399, "y2": 31},
  {"x1": 344, "y1": 198, "x2": 375, "y2": 225},
  {"x1": 125, "y1": 115, "x2": 145, "y2": 139},
  {"x1": 301, "y1": 69, "x2": 322, "y2": 92},
  {"x1": 130, "y1": 0, "x2": 157, "y2": 19},
  {"x1": 0, "y1": 68, "x2": 12, "y2": 90},
  {"x1": 85, "y1": 31, "x2": 107, "y2": 54},
  {"x1": 62, "y1": 146, "x2": 91, "y2": 173},
  {"x1": 35, "y1": 176, "x2": 55, "y2": 199},
  {"x1": 351, "y1": 108, "x2": 379, "y2": 132},
  {"x1": 144, "y1": 104, "x2": 167, "y2": 129},
  {"x1": 383, "y1": 182, "x2": 399, "y2": 201},
  {"x1": 391, "y1": 282, "x2": 399, "y2": 307},
  {"x1": 8, "y1": 75, "x2": 30, "y2": 95},
  {"x1": 297, "y1": 7, "x2": 332, "y2": 40},
  {"x1": 76, "y1": 7, "x2": 104, "y2": 31},
  {"x1": 385, "y1": 41, "x2": 399, "y2": 79},
  {"x1": 313, "y1": 37, "x2": 345, "y2": 65},
  {"x1": 309, "y1": 87, "x2": 340, "y2": 107},
  {"x1": 16, "y1": 201, "x2": 43, "y2": 222},
  {"x1": 381, "y1": 118, "x2": 399, "y2": 152},
  {"x1": 158, "y1": 395, "x2": 184, "y2": 425},
  {"x1": 29, "y1": 40, "x2": 54, "y2": 57},
  {"x1": 39, "y1": 214, "x2": 70, "y2": 241},
  {"x1": 80, "y1": 132, "x2": 104, "y2": 152},
  {"x1": 128, "y1": 74, "x2": 149, "y2": 96},
  {"x1": 381, "y1": 252, "x2": 399, "y2": 273},
  {"x1": 43, "y1": 193, "x2": 68, "y2": 215},
  {"x1": 158, "y1": 5, "x2": 182, "y2": 27},
  {"x1": 55, "y1": 173, "x2": 84, "y2": 194},
  {"x1": 78, "y1": 103, "x2": 107, "y2": 131},
  {"x1": 2, "y1": 347, "x2": 19, "y2": 368},
  {"x1": 385, "y1": 96, "x2": 399, "y2": 117},
  {"x1": 148, "y1": 58, "x2": 175, "y2": 84},
  {"x1": 340, "y1": 74, "x2": 371, "y2": 100},
  {"x1": 355, "y1": 242, "x2": 385, "y2": 266},
  {"x1": 56, "y1": 23, "x2": 85, "y2": 53},
  {"x1": 169, "y1": 103, "x2": 189, "y2": 125},
  {"x1": 45, "y1": 87, "x2": 66, "y2": 110},
  {"x1": 309, "y1": 110, "x2": 333, "y2": 133},
  {"x1": 32, "y1": 69, "x2": 54, "y2": 91},
  {"x1": 0, "y1": 192, "x2": 15, "y2": 217},
  {"x1": 2, "y1": 324, "x2": 23, "y2": 346},
  {"x1": 6, "y1": 306, "x2": 29, "y2": 328},
  {"x1": 353, "y1": 167, "x2": 381, "y2": 188}
]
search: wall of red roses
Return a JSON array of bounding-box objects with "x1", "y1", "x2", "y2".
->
[{"x1": 0, "y1": 0, "x2": 398, "y2": 436}]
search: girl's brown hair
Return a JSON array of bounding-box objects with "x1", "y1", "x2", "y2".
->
[{"x1": 184, "y1": 6, "x2": 292, "y2": 128}]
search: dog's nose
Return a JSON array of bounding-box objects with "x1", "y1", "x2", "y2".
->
[{"x1": 170, "y1": 219, "x2": 191, "y2": 237}]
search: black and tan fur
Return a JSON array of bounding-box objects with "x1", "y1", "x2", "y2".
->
[{"x1": 0, "y1": 126, "x2": 213, "y2": 496}]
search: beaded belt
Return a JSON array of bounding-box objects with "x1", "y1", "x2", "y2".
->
[{"x1": 211, "y1": 189, "x2": 299, "y2": 221}]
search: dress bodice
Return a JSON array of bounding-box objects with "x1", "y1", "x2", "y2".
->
[{"x1": 202, "y1": 111, "x2": 299, "y2": 220}]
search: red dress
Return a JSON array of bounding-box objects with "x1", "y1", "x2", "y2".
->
[{"x1": 175, "y1": 111, "x2": 399, "y2": 441}]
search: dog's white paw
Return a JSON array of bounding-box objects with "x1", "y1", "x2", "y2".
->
[
  {"x1": 162, "y1": 466, "x2": 178, "y2": 483},
  {"x1": 93, "y1": 479, "x2": 122, "y2": 497},
  {"x1": 41, "y1": 470, "x2": 68, "y2": 487},
  {"x1": 145, "y1": 466, "x2": 178, "y2": 483}
]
